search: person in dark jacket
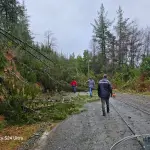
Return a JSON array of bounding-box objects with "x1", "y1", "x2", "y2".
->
[{"x1": 98, "y1": 74, "x2": 112, "y2": 116}]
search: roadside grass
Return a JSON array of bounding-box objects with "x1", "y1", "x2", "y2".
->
[
  {"x1": 113, "y1": 89, "x2": 150, "y2": 96},
  {"x1": 0, "y1": 92, "x2": 99, "y2": 150},
  {"x1": 39, "y1": 93, "x2": 99, "y2": 121},
  {"x1": 0, "y1": 120, "x2": 7, "y2": 131},
  {"x1": 0, "y1": 123, "x2": 41, "y2": 150}
]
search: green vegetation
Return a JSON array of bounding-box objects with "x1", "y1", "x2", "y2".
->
[
  {"x1": 0, "y1": 0, "x2": 150, "y2": 129},
  {"x1": 89, "y1": 4, "x2": 150, "y2": 93},
  {"x1": 0, "y1": 93, "x2": 99, "y2": 125},
  {"x1": 0, "y1": 1, "x2": 149, "y2": 150}
]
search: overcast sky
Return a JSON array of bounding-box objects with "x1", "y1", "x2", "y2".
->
[{"x1": 21, "y1": 0, "x2": 150, "y2": 56}]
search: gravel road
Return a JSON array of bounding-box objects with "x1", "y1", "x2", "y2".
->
[{"x1": 33, "y1": 93, "x2": 150, "y2": 150}]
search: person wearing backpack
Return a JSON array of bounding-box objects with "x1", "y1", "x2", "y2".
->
[{"x1": 98, "y1": 74, "x2": 112, "y2": 116}]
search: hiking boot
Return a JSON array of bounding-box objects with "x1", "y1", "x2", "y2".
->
[
  {"x1": 103, "y1": 111, "x2": 106, "y2": 116},
  {"x1": 107, "y1": 108, "x2": 110, "y2": 113}
]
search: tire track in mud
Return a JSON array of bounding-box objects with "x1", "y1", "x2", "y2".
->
[
  {"x1": 110, "y1": 100, "x2": 144, "y2": 150},
  {"x1": 115, "y1": 93, "x2": 150, "y2": 114},
  {"x1": 116, "y1": 99, "x2": 150, "y2": 115},
  {"x1": 32, "y1": 93, "x2": 149, "y2": 150},
  {"x1": 110, "y1": 98, "x2": 150, "y2": 150},
  {"x1": 111, "y1": 98, "x2": 150, "y2": 135},
  {"x1": 36, "y1": 100, "x2": 142, "y2": 150}
]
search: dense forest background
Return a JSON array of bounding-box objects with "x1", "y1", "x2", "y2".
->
[
  {"x1": 0, "y1": 1, "x2": 150, "y2": 94},
  {"x1": 0, "y1": 3, "x2": 150, "y2": 150},
  {"x1": 0, "y1": 1, "x2": 150, "y2": 125}
]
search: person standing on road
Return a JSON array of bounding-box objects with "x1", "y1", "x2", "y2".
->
[
  {"x1": 87, "y1": 77, "x2": 95, "y2": 97},
  {"x1": 98, "y1": 74, "x2": 112, "y2": 116},
  {"x1": 70, "y1": 79, "x2": 77, "y2": 93}
]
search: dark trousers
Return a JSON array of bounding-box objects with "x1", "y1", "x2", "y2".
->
[
  {"x1": 72, "y1": 86, "x2": 76, "y2": 93},
  {"x1": 101, "y1": 98, "x2": 109, "y2": 115}
]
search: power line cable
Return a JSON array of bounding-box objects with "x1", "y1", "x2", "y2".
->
[
  {"x1": 0, "y1": 29, "x2": 70, "y2": 87},
  {"x1": 0, "y1": 28, "x2": 55, "y2": 65}
]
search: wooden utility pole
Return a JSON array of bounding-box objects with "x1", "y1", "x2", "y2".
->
[{"x1": 88, "y1": 60, "x2": 91, "y2": 79}]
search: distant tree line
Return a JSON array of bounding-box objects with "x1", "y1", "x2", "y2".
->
[
  {"x1": 90, "y1": 4, "x2": 150, "y2": 75},
  {"x1": 0, "y1": 1, "x2": 150, "y2": 93}
]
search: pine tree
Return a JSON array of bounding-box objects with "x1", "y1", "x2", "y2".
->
[
  {"x1": 143, "y1": 27, "x2": 150, "y2": 57},
  {"x1": 128, "y1": 22, "x2": 143, "y2": 68},
  {"x1": 114, "y1": 6, "x2": 130, "y2": 69},
  {"x1": 92, "y1": 4, "x2": 111, "y2": 73},
  {"x1": 15, "y1": 1, "x2": 32, "y2": 43},
  {"x1": 0, "y1": 0, "x2": 20, "y2": 31}
]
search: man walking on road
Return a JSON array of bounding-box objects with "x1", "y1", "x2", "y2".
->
[
  {"x1": 98, "y1": 74, "x2": 112, "y2": 116},
  {"x1": 87, "y1": 77, "x2": 95, "y2": 97}
]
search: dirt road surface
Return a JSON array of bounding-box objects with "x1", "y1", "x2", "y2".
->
[{"x1": 33, "y1": 93, "x2": 150, "y2": 150}]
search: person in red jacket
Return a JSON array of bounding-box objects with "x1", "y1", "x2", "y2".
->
[{"x1": 70, "y1": 79, "x2": 77, "y2": 93}]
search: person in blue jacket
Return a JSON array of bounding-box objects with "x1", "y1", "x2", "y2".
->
[{"x1": 98, "y1": 74, "x2": 112, "y2": 116}]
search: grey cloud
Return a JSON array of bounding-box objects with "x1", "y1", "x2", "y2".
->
[{"x1": 22, "y1": 0, "x2": 150, "y2": 56}]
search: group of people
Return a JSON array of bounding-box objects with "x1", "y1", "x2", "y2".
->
[{"x1": 70, "y1": 74, "x2": 112, "y2": 116}]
